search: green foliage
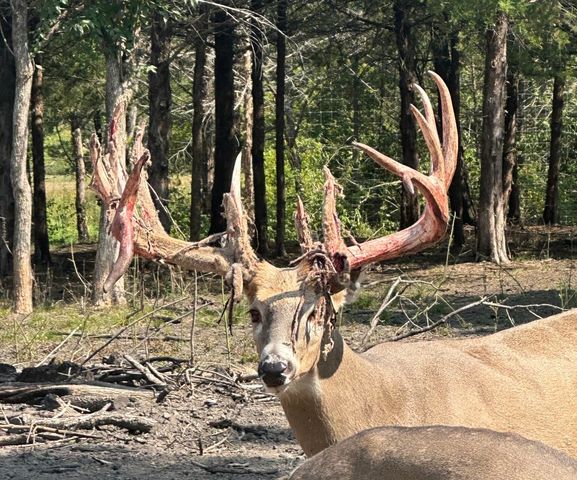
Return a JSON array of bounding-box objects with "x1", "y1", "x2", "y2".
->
[{"x1": 46, "y1": 179, "x2": 99, "y2": 244}]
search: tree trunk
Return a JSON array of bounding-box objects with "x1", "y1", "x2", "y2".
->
[
  {"x1": 10, "y1": 0, "x2": 34, "y2": 314},
  {"x1": 251, "y1": 0, "x2": 268, "y2": 254},
  {"x1": 543, "y1": 75, "x2": 565, "y2": 225},
  {"x1": 31, "y1": 57, "x2": 50, "y2": 265},
  {"x1": 92, "y1": 51, "x2": 129, "y2": 306},
  {"x1": 242, "y1": 47, "x2": 255, "y2": 226},
  {"x1": 208, "y1": 10, "x2": 237, "y2": 235},
  {"x1": 71, "y1": 115, "x2": 89, "y2": 243},
  {"x1": 148, "y1": 12, "x2": 172, "y2": 232},
  {"x1": 393, "y1": 0, "x2": 419, "y2": 229},
  {"x1": 433, "y1": 29, "x2": 465, "y2": 250},
  {"x1": 0, "y1": 2, "x2": 15, "y2": 277},
  {"x1": 190, "y1": 13, "x2": 208, "y2": 241},
  {"x1": 477, "y1": 11, "x2": 509, "y2": 264},
  {"x1": 502, "y1": 64, "x2": 519, "y2": 221},
  {"x1": 275, "y1": 0, "x2": 287, "y2": 257}
]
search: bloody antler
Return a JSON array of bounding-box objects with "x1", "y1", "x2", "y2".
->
[
  {"x1": 90, "y1": 111, "x2": 254, "y2": 295},
  {"x1": 318, "y1": 71, "x2": 458, "y2": 274}
]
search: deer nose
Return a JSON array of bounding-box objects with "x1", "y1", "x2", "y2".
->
[{"x1": 258, "y1": 357, "x2": 288, "y2": 387}]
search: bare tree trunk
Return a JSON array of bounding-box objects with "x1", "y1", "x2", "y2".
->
[
  {"x1": 477, "y1": 11, "x2": 509, "y2": 264},
  {"x1": 148, "y1": 12, "x2": 172, "y2": 232},
  {"x1": 502, "y1": 64, "x2": 519, "y2": 220},
  {"x1": 242, "y1": 45, "x2": 255, "y2": 225},
  {"x1": 0, "y1": 2, "x2": 15, "y2": 277},
  {"x1": 190, "y1": 13, "x2": 208, "y2": 241},
  {"x1": 251, "y1": 0, "x2": 268, "y2": 254},
  {"x1": 92, "y1": 51, "x2": 129, "y2": 306},
  {"x1": 209, "y1": 10, "x2": 237, "y2": 235},
  {"x1": 543, "y1": 75, "x2": 565, "y2": 225},
  {"x1": 393, "y1": 0, "x2": 419, "y2": 229},
  {"x1": 31, "y1": 57, "x2": 50, "y2": 265},
  {"x1": 275, "y1": 0, "x2": 287, "y2": 257},
  {"x1": 10, "y1": 0, "x2": 34, "y2": 314},
  {"x1": 71, "y1": 115, "x2": 89, "y2": 242}
]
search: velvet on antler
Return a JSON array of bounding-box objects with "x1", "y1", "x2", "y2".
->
[
  {"x1": 90, "y1": 103, "x2": 256, "y2": 295},
  {"x1": 315, "y1": 71, "x2": 458, "y2": 277}
]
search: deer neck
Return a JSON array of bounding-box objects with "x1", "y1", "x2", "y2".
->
[{"x1": 277, "y1": 330, "x2": 400, "y2": 456}]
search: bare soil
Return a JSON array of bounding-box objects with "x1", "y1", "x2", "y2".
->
[{"x1": 0, "y1": 229, "x2": 576, "y2": 480}]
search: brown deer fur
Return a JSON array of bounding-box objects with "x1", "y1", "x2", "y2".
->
[{"x1": 289, "y1": 426, "x2": 577, "y2": 480}]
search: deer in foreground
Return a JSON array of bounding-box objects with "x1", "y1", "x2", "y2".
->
[
  {"x1": 92, "y1": 72, "x2": 577, "y2": 458},
  {"x1": 288, "y1": 425, "x2": 577, "y2": 480}
]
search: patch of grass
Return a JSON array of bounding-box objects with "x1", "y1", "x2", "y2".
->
[{"x1": 47, "y1": 176, "x2": 100, "y2": 245}]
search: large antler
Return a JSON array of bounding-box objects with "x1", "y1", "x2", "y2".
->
[
  {"x1": 90, "y1": 106, "x2": 257, "y2": 294},
  {"x1": 317, "y1": 71, "x2": 458, "y2": 274}
]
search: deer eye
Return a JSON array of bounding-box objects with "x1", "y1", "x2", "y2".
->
[{"x1": 249, "y1": 309, "x2": 262, "y2": 324}]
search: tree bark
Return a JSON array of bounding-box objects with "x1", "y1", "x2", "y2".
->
[
  {"x1": 148, "y1": 12, "x2": 172, "y2": 232},
  {"x1": 543, "y1": 75, "x2": 565, "y2": 225},
  {"x1": 10, "y1": 0, "x2": 34, "y2": 314},
  {"x1": 502, "y1": 64, "x2": 519, "y2": 221},
  {"x1": 71, "y1": 115, "x2": 89, "y2": 243},
  {"x1": 31, "y1": 57, "x2": 50, "y2": 265},
  {"x1": 241, "y1": 47, "x2": 255, "y2": 226},
  {"x1": 433, "y1": 28, "x2": 462, "y2": 248},
  {"x1": 477, "y1": 11, "x2": 509, "y2": 264},
  {"x1": 92, "y1": 51, "x2": 129, "y2": 306},
  {"x1": 208, "y1": 10, "x2": 237, "y2": 235},
  {"x1": 190, "y1": 13, "x2": 208, "y2": 241},
  {"x1": 0, "y1": 2, "x2": 15, "y2": 277},
  {"x1": 393, "y1": 0, "x2": 419, "y2": 229},
  {"x1": 275, "y1": 0, "x2": 287, "y2": 257},
  {"x1": 251, "y1": 0, "x2": 268, "y2": 254}
]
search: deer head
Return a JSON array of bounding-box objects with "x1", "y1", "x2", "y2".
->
[{"x1": 91, "y1": 72, "x2": 457, "y2": 393}]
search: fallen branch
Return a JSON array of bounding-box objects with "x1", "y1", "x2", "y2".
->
[
  {"x1": 190, "y1": 459, "x2": 278, "y2": 476},
  {"x1": 389, "y1": 297, "x2": 489, "y2": 341},
  {"x1": 0, "y1": 382, "x2": 153, "y2": 404}
]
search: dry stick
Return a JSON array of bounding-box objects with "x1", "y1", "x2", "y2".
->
[
  {"x1": 190, "y1": 459, "x2": 279, "y2": 476},
  {"x1": 0, "y1": 424, "x2": 102, "y2": 440},
  {"x1": 36, "y1": 327, "x2": 80, "y2": 367},
  {"x1": 82, "y1": 296, "x2": 190, "y2": 366},
  {"x1": 190, "y1": 270, "x2": 198, "y2": 365},
  {"x1": 361, "y1": 276, "x2": 405, "y2": 346},
  {"x1": 123, "y1": 355, "x2": 166, "y2": 386},
  {"x1": 389, "y1": 297, "x2": 489, "y2": 342}
]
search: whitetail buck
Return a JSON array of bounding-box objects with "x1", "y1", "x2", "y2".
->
[
  {"x1": 289, "y1": 425, "x2": 577, "y2": 480},
  {"x1": 92, "y1": 73, "x2": 577, "y2": 458}
]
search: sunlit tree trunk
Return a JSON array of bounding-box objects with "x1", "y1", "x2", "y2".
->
[
  {"x1": 31, "y1": 57, "x2": 50, "y2": 265},
  {"x1": 71, "y1": 115, "x2": 89, "y2": 243},
  {"x1": 242, "y1": 46, "x2": 255, "y2": 226},
  {"x1": 10, "y1": 0, "x2": 34, "y2": 313},
  {"x1": 92, "y1": 50, "x2": 130, "y2": 306},
  {"x1": 0, "y1": 2, "x2": 15, "y2": 277},
  {"x1": 543, "y1": 74, "x2": 565, "y2": 225},
  {"x1": 477, "y1": 11, "x2": 509, "y2": 264}
]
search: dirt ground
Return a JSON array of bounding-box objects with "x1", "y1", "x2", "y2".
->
[{"x1": 0, "y1": 230, "x2": 576, "y2": 479}]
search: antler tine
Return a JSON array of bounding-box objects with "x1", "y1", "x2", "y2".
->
[
  {"x1": 295, "y1": 196, "x2": 314, "y2": 253},
  {"x1": 429, "y1": 70, "x2": 458, "y2": 187},
  {"x1": 411, "y1": 84, "x2": 444, "y2": 183},
  {"x1": 322, "y1": 167, "x2": 347, "y2": 255},
  {"x1": 103, "y1": 150, "x2": 150, "y2": 292},
  {"x1": 341, "y1": 72, "x2": 458, "y2": 274},
  {"x1": 222, "y1": 152, "x2": 259, "y2": 273}
]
